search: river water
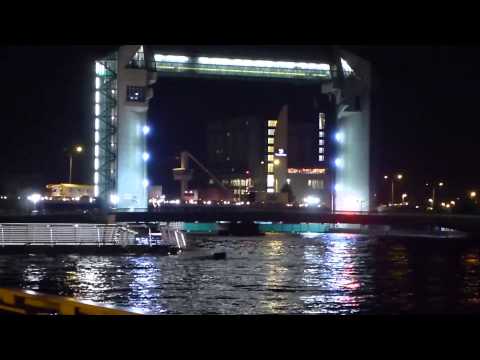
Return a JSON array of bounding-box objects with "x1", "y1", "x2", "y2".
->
[{"x1": 1, "y1": 233, "x2": 480, "y2": 314}]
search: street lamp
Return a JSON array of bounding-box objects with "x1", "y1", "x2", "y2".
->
[
  {"x1": 68, "y1": 145, "x2": 83, "y2": 184},
  {"x1": 384, "y1": 173, "x2": 403, "y2": 205},
  {"x1": 470, "y1": 191, "x2": 477, "y2": 199},
  {"x1": 425, "y1": 181, "x2": 444, "y2": 209},
  {"x1": 401, "y1": 193, "x2": 407, "y2": 205}
]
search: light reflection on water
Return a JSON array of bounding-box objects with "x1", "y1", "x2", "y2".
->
[
  {"x1": 300, "y1": 235, "x2": 366, "y2": 314},
  {"x1": 1, "y1": 233, "x2": 480, "y2": 314}
]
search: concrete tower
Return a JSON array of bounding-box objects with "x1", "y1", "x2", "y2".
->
[{"x1": 94, "y1": 45, "x2": 157, "y2": 209}]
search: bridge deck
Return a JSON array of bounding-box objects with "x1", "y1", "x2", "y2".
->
[{"x1": 1, "y1": 207, "x2": 480, "y2": 233}]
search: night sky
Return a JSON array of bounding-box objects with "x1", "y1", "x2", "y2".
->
[{"x1": 0, "y1": 45, "x2": 478, "y2": 202}]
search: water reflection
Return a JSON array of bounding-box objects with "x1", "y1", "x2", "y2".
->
[
  {"x1": 300, "y1": 234, "x2": 364, "y2": 314},
  {"x1": 1, "y1": 234, "x2": 480, "y2": 314},
  {"x1": 261, "y1": 237, "x2": 293, "y2": 314},
  {"x1": 125, "y1": 257, "x2": 165, "y2": 314},
  {"x1": 461, "y1": 251, "x2": 480, "y2": 308},
  {"x1": 22, "y1": 263, "x2": 46, "y2": 290}
]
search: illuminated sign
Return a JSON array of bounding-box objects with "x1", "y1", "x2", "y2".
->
[{"x1": 288, "y1": 168, "x2": 326, "y2": 175}]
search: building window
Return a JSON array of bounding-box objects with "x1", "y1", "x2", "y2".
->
[
  {"x1": 268, "y1": 129, "x2": 275, "y2": 136},
  {"x1": 267, "y1": 155, "x2": 274, "y2": 162},
  {"x1": 318, "y1": 155, "x2": 324, "y2": 162},
  {"x1": 319, "y1": 147, "x2": 324, "y2": 154},
  {"x1": 308, "y1": 179, "x2": 324, "y2": 190},
  {"x1": 268, "y1": 137, "x2": 274, "y2": 145},
  {"x1": 267, "y1": 163, "x2": 274, "y2": 173},
  {"x1": 129, "y1": 46, "x2": 145, "y2": 68},
  {"x1": 267, "y1": 146, "x2": 275, "y2": 153},
  {"x1": 319, "y1": 131, "x2": 324, "y2": 138},
  {"x1": 267, "y1": 175, "x2": 275, "y2": 187},
  {"x1": 127, "y1": 86, "x2": 146, "y2": 102},
  {"x1": 319, "y1": 113, "x2": 326, "y2": 130},
  {"x1": 319, "y1": 139, "x2": 324, "y2": 146},
  {"x1": 268, "y1": 120, "x2": 277, "y2": 128}
]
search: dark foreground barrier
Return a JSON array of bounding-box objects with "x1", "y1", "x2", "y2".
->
[{"x1": 0, "y1": 288, "x2": 143, "y2": 315}]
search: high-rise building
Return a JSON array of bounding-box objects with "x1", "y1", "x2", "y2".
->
[
  {"x1": 205, "y1": 104, "x2": 332, "y2": 206},
  {"x1": 206, "y1": 115, "x2": 264, "y2": 200}
]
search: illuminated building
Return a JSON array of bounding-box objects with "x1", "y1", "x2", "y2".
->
[
  {"x1": 93, "y1": 46, "x2": 371, "y2": 211},
  {"x1": 46, "y1": 184, "x2": 94, "y2": 199},
  {"x1": 206, "y1": 115, "x2": 263, "y2": 200},
  {"x1": 266, "y1": 105, "x2": 288, "y2": 193}
]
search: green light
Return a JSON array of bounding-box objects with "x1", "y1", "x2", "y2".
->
[{"x1": 154, "y1": 63, "x2": 331, "y2": 80}]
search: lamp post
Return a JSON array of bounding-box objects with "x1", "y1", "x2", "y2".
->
[
  {"x1": 433, "y1": 181, "x2": 443, "y2": 209},
  {"x1": 384, "y1": 174, "x2": 403, "y2": 205},
  {"x1": 426, "y1": 181, "x2": 444, "y2": 209},
  {"x1": 68, "y1": 146, "x2": 83, "y2": 184}
]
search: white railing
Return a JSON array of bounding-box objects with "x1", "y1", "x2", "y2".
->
[
  {"x1": 0, "y1": 223, "x2": 137, "y2": 247},
  {"x1": 149, "y1": 226, "x2": 187, "y2": 249}
]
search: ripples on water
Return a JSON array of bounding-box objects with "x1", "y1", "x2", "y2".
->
[{"x1": 1, "y1": 233, "x2": 480, "y2": 314}]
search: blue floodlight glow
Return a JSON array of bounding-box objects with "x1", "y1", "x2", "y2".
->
[
  {"x1": 142, "y1": 126, "x2": 150, "y2": 135},
  {"x1": 335, "y1": 132, "x2": 344, "y2": 143},
  {"x1": 143, "y1": 179, "x2": 149, "y2": 188},
  {"x1": 334, "y1": 158, "x2": 344, "y2": 168},
  {"x1": 142, "y1": 152, "x2": 150, "y2": 161}
]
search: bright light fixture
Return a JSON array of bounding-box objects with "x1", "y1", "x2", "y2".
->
[
  {"x1": 335, "y1": 132, "x2": 344, "y2": 143},
  {"x1": 303, "y1": 196, "x2": 320, "y2": 205},
  {"x1": 154, "y1": 54, "x2": 190, "y2": 63},
  {"x1": 142, "y1": 126, "x2": 150, "y2": 135},
  {"x1": 341, "y1": 58, "x2": 354, "y2": 75},
  {"x1": 334, "y1": 158, "x2": 344, "y2": 168},
  {"x1": 110, "y1": 194, "x2": 119, "y2": 205},
  {"x1": 198, "y1": 56, "x2": 330, "y2": 71},
  {"x1": 27, "y1": 193, "x2": 41, "y2": 204},
  {"x1": 142, "y1": 152, "x2": 150, "y2": 161}
]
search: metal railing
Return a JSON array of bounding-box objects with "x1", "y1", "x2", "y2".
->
[{"x1": 0, "y1": 223, "x2": 137, "y2": 247}]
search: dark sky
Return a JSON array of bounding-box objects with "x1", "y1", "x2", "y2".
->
[{"x1": 0, "y1": 45, "x2": 478, "y2": 200}]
